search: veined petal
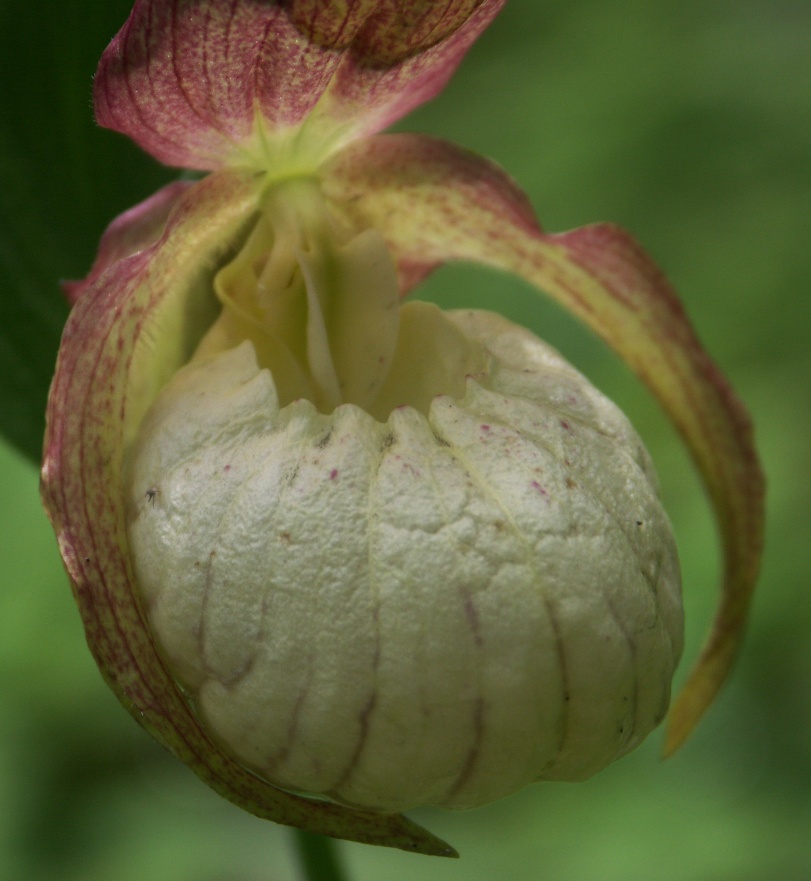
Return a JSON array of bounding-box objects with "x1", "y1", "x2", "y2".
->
[
  {"x1": 323, "y1": 134, "x2": 765, "y2": 752},
  {"x1": 95, "y1": 0, "x2": 505, "y2": 172},
  {"x1": 94, "y1": 0, "x2": 334, "y2": 170},
  {"x1": 63, "y1": 180, "x2": 193, "y2": 306},
  {"x1": 296, "y1": 0, "x2": 507, "y2": 147},
  {"x1": 40, "y1": 169, "x2": 452, "y2": 856},
  {"x1": 290, "y1": 0, "x2": 490, "y2": 63}
]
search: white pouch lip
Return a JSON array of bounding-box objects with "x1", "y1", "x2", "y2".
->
[{"x1": 126, "y1": 307, "x2": 682, "y2": 812}]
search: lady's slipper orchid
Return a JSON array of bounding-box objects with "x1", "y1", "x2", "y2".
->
[{"x1": 41, "y1": 0, "x2": 764, "y2": 857}]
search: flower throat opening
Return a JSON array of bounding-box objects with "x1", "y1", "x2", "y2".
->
[{"x1": 192, "y1": 178, "x2": 487, "y2": 421}]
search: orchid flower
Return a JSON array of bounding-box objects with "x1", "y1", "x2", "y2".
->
[{"x1": 41, "y1": 0, "x2": 764, "y2": 858}]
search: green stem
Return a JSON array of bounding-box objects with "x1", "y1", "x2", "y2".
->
[{"x1": 292, "y1": 829, "x2": 349, "y2": 881}]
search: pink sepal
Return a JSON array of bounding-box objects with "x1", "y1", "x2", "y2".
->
[{"x1": 94, "y1": 0, "x2": 505, "y2": 170}]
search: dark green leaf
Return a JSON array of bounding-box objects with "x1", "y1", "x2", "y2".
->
[{"x1": 0, "y1": 0, "x2": 173, "y2": 460}]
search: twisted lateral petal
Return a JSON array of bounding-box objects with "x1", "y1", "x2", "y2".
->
[
  {"x1": 40, "y1": 170, "x2": 452, "y2": 856},
  {"x1": 323, "y1": 134, "x2": 765, "y2": 751},
  {"x1": 94, "y1": 0, "x2": 505, "y2": 171}
]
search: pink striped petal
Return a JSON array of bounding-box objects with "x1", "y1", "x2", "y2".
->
[
  {"x1": 41, "y1": 168, "x2": 452, "y2": 856},
  {"x1": 323, "y1": 133, "x2": 766, "y2": 752},
  {"x1": 94, "y1": 0, "x2": 505, "y2": 171}
]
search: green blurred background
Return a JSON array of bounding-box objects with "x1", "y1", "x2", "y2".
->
[{"x1": 1, "y1": 1, "x2": 809, "y2": 879}]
